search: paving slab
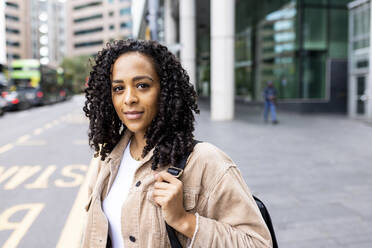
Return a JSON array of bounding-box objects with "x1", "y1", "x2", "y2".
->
[{"x1": 194, "y1": 101, "x2": 372, "y2": 247}]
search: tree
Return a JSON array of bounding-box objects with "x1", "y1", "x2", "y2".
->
[{"x1": 60, "y1": 55, "x2": 93, "y2": 94}]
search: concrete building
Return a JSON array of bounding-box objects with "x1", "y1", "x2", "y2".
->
[
  {"x1": 0, "y1": 1, "x2": 6, "y2": 65},
  {"x1": 65, "y1": 0, "x2": 132, "y2": 57},
  {"x1": 134, "y1": 0, "x2": 363, "y2": 121},
  {"x1": 4, "y1": 0, "x2": 30, "y2": 62},
  {"x1": 29, "y1": 0, "x2": 66, "y2": 67},
  {"x1": 3, "y1": 0, "x2": 65, "y2": 68}
]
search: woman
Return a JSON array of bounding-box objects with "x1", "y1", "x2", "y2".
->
[{"x1": 82, "y1": 39, "x2": 272, "y2": 248}]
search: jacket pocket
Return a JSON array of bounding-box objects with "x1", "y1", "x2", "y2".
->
[{"x1": 183, "y1": 187, "x2": 200, "y2": 211}]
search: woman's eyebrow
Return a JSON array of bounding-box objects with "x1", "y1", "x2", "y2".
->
[
  {"x1": 111, "y1": 76, "x2": 153, "y2": 84},
  {"x1": 133, "y1": 75, "x2": 154, "y2": 82},
  {"x1": 112, "y1": 79, "x2": 123, "y2": 84}
]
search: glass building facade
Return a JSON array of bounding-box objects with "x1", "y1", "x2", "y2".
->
[
  {"x1": 197, "y1": 0, "x2": 352, "y2": 103},
  {"x1": 348, "y1": 0, "x2": 371, "y2": 118}
]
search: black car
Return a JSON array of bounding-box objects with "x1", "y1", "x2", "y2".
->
[
  {"x1": 0, "y1": 82, "x2": 7, "y2": 115},
  {"x1": 0, "y1": 94, "x2": 6, "y2": 116},
  {"x1": 3, "y1": 86, "x2": 35, "y2": 111}
]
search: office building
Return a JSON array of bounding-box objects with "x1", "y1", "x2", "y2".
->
[
  {"x1": 4, "y1": 0, "x2": 30, "y2": 62},
  {"x1": 29, "y1": 0, "x2": 66, "y2": 67},
  {"x1": 65, "y1": 0, "x2": 132, "y2": 57},
  {"x1": 134, "y1": 0, "x2": 365, "y2": 120}
]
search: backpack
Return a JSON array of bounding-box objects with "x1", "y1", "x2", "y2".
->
[{"x1": 165, "y1": 141, "x2": 278, "y2": 248}]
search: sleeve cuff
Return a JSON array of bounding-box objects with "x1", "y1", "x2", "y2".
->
[{"x1": 186, "y1": 212, "x2": 199, "y2": 248}]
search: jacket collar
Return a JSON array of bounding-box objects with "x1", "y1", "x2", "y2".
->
[{"x1": 106, "y1": 130, "x2": 155, "y2": 168}]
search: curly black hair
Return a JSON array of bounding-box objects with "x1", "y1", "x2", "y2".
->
[{"x1": 83, "y1": 39, "x2": 199, "y2": 169}]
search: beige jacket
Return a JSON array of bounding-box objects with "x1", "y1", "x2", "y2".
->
[{"x1": 81, "y1": 131, "x2": 272, "y2": 248}]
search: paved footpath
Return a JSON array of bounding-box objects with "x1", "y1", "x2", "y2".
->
[{"x1": 195, "y1": 101, "x2": 372, "y2": 248}]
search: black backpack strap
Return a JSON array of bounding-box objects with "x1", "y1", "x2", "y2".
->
[
  {"x1": 165, "y1": 140, "x2": 201, "y2": 248},
  {"x1": 167, "y1": 140, "x2": 201, "y2": 178},
  {"x1": 253, "y1": 195, "x2": 278, "y2": 248}
]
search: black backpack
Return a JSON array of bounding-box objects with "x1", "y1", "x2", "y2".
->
[{"x1": 166, "y1": 141, "x2": 278, "y2": 248}]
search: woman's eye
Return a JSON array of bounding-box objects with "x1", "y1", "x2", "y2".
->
[
  {"x1": 113, "y1": 86, "x2": 124, "y2": 92},
  {"x1": 137, "y1": 83, "x2": 149, "y2": 89}
]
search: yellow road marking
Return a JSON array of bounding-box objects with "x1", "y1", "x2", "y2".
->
[
  {"x1": 55, "y1": 165, "x2": 88, "y2": 188},
  {"x1": 33, "y1": 128, "x2": 43, "y2": 135},
  {"x1": 25, "y1": 165, "x2": 57, "y2": 189},
  {"x1": 56, "y1": 159, "x2": 97, "y2": 248},
  {"x1": 0, "y1": 144, "x2": 14, "y2": 154},
  {"x1": 44, "y1": 123, "x2": 53, "y2": 129},
  {"x1": 0, "y1": 166, "x2": 20, "y2": 184},
  {"x1": 0, "y1": 203, "x2": 45, "y2": 248},
  {"x1": 4, "y1": 166, "x2": 42, "y2": 190},
  {"x1": 16, "y1": 135, "x2": 31, "y2": 144}
]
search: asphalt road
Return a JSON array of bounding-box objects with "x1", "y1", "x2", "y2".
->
[{"x1": 0, "y1": 96, "x2": 92, "y2": 248}]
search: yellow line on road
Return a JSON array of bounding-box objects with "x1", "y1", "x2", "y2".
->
[
  {"x1": 16, "y1": 135, "x2": 31, "y2": 144},
  {"x1": 44, "y1": 123, "x2": 53, "y2": 129},
  {"x1": 56, "y1": 158, "x2": 97, "y2": 248},
  {"x1": 0, "y1": 144, "x2": 14, "y2": 154},
  {"x1": 33, "y1": 128, "x2": 43, "y2": 135}
]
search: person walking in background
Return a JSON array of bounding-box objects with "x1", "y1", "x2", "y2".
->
[{"x1": 263, "y1": 81, "x2": 279, "y2": 124}]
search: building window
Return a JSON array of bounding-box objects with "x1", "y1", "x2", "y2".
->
[
  {"x1": 7, "y1": 53, "x2": 20, "y2": 59},
  {"x1": 120, "y1": 22, "x2": 132, "y2": 29},
  {"x1": 74, "y1": 27, "x2": 104, "y2": 36},
  {"x1": 73, "y1": 1, "x2": 101, "y2": 10},
  {"x1": 109, "y1": 24, "x2": 115, "y2": 30},
  {"x1": 109, "y1": 11, "x2": 114, "y2": 17},
  {"x1": 6, "y1": 1, "x2": 19, "y2": 9},
  {"x1": 5, "y1": 14, "x2": 19, "y2": 21},
  {"x1": 74, "y1": 14, "x2": 103, "y2": 23},
  {"x1": 108, "y1": 0, "x2": 114, "y2": 3},
  {"x1": 6, "y1": 27, "x2": 20, "y2": 34},
  {"x1": 74, "y1": 40, "x2": 103, "y2": 48},
  {"x1": 120, "y1": 0, "x2": 129, "y2": 2},
  {"x1": 6, "y1": 40, "x2": 20, "y2": 47},
  {"x1": 120, "y1": 7, "x2": 131, "y2": 16}
]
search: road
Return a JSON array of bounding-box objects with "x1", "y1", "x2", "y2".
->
[{"x1": 0, "y1": 96, "x2": 92, "y2": 248}]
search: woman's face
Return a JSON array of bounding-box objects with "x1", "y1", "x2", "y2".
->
[{"x1": 111, "y1": 52, "x2": 160, "y2": 136}]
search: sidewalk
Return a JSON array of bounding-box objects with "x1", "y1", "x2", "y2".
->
[{"x1": 195, "y1": 100, "x2": 372, "y2": 248}]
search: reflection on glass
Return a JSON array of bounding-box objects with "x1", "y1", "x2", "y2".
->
[{"x1": 257, "y1": 1, "x2": 297, "y2": 99}]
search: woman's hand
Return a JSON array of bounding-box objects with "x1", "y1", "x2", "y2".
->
[{"x1": 153, "y1": 171, "x2": 196, "y2": 238}]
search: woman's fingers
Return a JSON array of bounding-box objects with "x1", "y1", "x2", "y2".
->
[
  {"x1": 154, "y1": 181, "x2": 172, "y2": 190},
  {"x1": 153, "y1": 196, "x2": 167, "y2": 206},
  {"x1": 155, "y1": 171, "x2": 181, "y2": 185},
  {"x1": 152, "y1": 188, "x2": 169, "y2": 197}
]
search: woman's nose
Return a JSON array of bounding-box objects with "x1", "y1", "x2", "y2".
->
[{"x1": 124, "y1": 88, "x2": 138, "y2": 105}]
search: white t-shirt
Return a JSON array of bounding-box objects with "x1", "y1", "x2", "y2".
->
[{"x1": 102, "y1": 139, "x2": 141, "y2": 248}]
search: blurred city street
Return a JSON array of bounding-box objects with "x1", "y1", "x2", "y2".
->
[
  {"x1": 1, "y1": 95, "x2": 372, "y2": 247},
  {"x1": 0, "y1": 95, "x2": 92, "y2": 248}
]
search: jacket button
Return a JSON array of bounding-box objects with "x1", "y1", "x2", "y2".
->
[
  {"x1": 129, "y1": 235, "x2": 136, "y2": 242},
  {"x1": 135, "y1": 181, "x2": 141, "y2": 187}
]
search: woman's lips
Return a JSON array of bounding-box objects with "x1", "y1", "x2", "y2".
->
[{"x1": 124, "y1": 111, "x2": 144, "y2": 120}]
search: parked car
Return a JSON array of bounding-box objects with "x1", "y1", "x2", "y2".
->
[
  {"x1": 0, "y1": 94, "x2": 6, "y2": 116},
  {"x1": 0, "y1": 82, "x2": 8, "y2": 115},
  {"x1": 3, "y1": 86, "x2": 34, "y2": 111}
]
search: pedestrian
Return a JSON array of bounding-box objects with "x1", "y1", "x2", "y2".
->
[
  {"x1": 263, "y1": 81, "x2": 279, "y2": 124},
  {"x1": 82, "y1": 39, "x2": 272, "y2": 248}
]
